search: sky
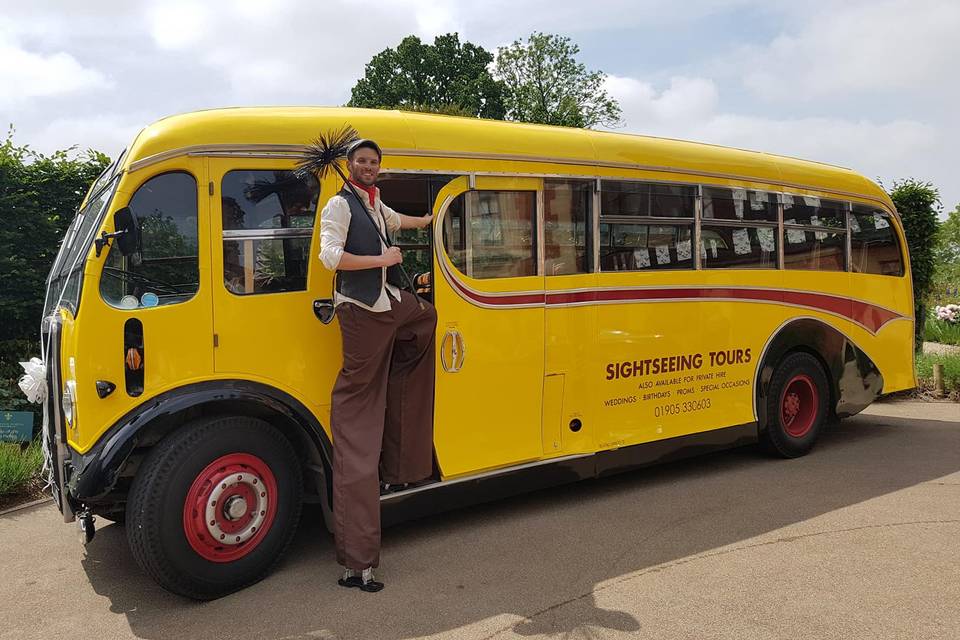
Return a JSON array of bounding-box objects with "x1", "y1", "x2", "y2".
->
[{"x1": 1, "y1": 0, "x2": 957, "y2": 216}]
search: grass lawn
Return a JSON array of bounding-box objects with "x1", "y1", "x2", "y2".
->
[
  {"x1": 0, "y1": 438, "x2": 45, "y2": 511},
  {"x1": 924, "y1": 316, "x2": 960, "y2": 346}
]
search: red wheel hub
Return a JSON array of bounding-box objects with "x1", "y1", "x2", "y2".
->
[
  {"x1": 780, "y1": 374, "x2": 818, "y2": 438},
  {"x1": 183, "y1": 453, "x2": 278, "y2": 563}
]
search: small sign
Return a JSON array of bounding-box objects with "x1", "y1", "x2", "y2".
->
[{"x1": 0, "y1": 411, "x2": 34, "y2": 443}]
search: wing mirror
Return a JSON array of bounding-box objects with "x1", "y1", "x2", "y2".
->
[{"x1": 95, "y1": 207, "x2": 141, "y2": 257}]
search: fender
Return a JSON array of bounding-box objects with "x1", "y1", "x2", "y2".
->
[
  {"x1": 67, "y1": 380, "x2": 333, "y2": 504},
  {"x1": 756, "y1": 318, "x2": 883, "y2": 431}
]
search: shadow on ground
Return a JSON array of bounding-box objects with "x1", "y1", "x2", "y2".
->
[{"x1": 81, "y1": 413, "x2": 960, "y2": 640}]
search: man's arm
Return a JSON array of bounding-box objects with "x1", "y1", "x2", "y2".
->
[
  {"x1": 337, "y1": 248, "x2": 402, "y2": 270},
  {"x1": 381, "y1": 202, "x2": 432, "y2": 231},
  {"x1": 398, "y1": 212, "x2": 433, "y2": 229}
]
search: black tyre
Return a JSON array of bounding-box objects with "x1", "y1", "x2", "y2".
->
[
  {"x1": 760, "y1": 352, "x2": 829, "y2": 458},
  {"x1": 103, "y1": 508, "x2": 125, "y2": 525},
  {"x1": 126, "y1": 416, "x2": 302, "y2": 600}
]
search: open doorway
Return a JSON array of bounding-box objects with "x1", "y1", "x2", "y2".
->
[{"x1": 376, "y1": 173, "x2": 456, "y2": 304}]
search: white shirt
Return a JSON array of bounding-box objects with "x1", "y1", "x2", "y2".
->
[{"x1": 319, "y1": 187, "x2": 402, "y2": 312}]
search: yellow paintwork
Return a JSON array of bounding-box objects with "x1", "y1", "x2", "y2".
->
[{"x1": 60, "y1": 107, "x2": 914, "y2": 478}]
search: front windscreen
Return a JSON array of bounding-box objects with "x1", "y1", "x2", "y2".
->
[{"x1": 43, "y1": 174, "x2": 120, "y2": 316}]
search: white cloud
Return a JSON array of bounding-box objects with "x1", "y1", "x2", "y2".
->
[
  {"x1": 607, "y1": 75, "x2": 938, "y2": 158},
  {"x1": 0, "y1": 34, "x2": 111, "y2": 108},
  {"x1": 382, "y1": 0, "x2": 463, "y2": 36},
  {"x1": 25, "y1": 113, "x2": 146, "y2": 158},
  {"x1": 730, "y1": 0, "x2": 960, "y2": 101},
  {"x1": 605, "y1": 75, "x2": 719, "y2": 123},
  {"x1": 147, "y1": 2, "x2": 213, "y2": 51}
]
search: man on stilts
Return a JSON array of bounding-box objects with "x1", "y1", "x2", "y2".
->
[{"x1": 317, "y1": 137, "x2": 436, "y2": 592}]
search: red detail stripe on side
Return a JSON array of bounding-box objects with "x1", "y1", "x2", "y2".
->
[
  {"x1": 449, "y1": 275, "x2": 545, "y2": 306},
  {"x1": 543, "y1": 287, "x2": 901, "y2": 333},
  {"x1": 450, "y1": 267, "x2": 903, "y2": 333},
  {"x1": 848, "y1": 299, "x2": 903, "y2": 333}
]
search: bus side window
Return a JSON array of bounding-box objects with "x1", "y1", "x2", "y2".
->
[
  {"x1": 544, "y1": 179, "x2": 593, "y2": 275},
  {"x1": 443, "y1": 190, "x2": 537, "y2": 279},
  {"x1": 598, "y1": 180, "x2": 695, "y2": 272},
  {"x1": 782, "y1": 196, "x2": 847, "y2": 272},
  {"x1": 850, "y1": 206, "x2": 904, "y2": 277},
  {"x1": 220, "y1": 170, "x2": 319, "y2": 295},
  {"x1": 700, "y1": 188, "x2": 778, "y2": 269}
]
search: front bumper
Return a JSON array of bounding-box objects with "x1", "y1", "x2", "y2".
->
[{"x1": 40, "y1": 314, "x2": 76, "y2": 522}]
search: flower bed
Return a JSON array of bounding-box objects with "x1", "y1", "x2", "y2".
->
[{"x1": 924, "y1": 304, "x2": 960, "y2": 346}]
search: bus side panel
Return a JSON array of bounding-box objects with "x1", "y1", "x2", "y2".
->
[
  {"x1": 847, "y1": 272, "x2": 916, "y2": 393},
  {"x1": 593, "y1": 270, "x2": 776, "y2": 450},
  {"x1": 68, "y1": 157, "x2": 215, "y2": 454},
  {"x1": 593, "y1": 265, "x2": 915, "y2": 449}
]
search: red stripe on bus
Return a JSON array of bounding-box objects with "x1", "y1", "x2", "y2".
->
[
  {"x1": 448, "y1": 276, "x2": 545, "y2": 306},
  {"x1": 544, "y1": 287, "x2": 902, "y2": 333},
  {"x1": 445, "y1": 265, "x2": 903, "y2": 333}
]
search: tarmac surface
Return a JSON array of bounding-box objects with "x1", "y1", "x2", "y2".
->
[{"x1": 1, "y1": 399, "x2": 957, "y2": 640}]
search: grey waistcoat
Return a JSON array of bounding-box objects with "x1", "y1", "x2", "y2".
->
[{"x1": 336, "y1": 189, "x2": 402, "y2": 306}]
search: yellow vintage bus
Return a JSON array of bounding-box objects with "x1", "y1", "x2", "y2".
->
[{"x1": 36, "y1": 107, "x2": 914, "y2": 599}]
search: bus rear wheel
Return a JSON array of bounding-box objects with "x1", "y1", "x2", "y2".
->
[
  {"x1": 126, "y1": 415, "x2": 302, "y2": 600},
  {"x1": 761, "y1": 352, "x2": 829, "y2": 458}
]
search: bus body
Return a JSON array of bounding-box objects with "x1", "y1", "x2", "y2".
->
[{"x1": 38, "y1": 107, "x2": 914, "y2": 599}]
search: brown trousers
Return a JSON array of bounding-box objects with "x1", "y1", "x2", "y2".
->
[{"x1": 331, "y1": 290, "x2": 437, "y2": 569}]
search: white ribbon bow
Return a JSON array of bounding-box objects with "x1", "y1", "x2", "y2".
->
[{"x1": 18, "y1": 357, "x2": 48, "y2": 404}]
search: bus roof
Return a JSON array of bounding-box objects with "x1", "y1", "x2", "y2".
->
[{"x1": 124, "y1": 106, "x2": 893, "y2": 209}]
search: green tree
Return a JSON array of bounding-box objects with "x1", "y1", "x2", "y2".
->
[
  {"x1": 494, "y1": 32, "x2": 622, "y2": 129},
  {"x1": 348, "y1": 34, "x2": 505, "y2": 119},
  {"x1": 888, "y1": 179, "x2": 941, "y2": 351},
  {"x1": 931, "y1": 204, "x2": 960, "y2": 305},
  {"x1": 0, "y1": 129, "x2": 109, "y2": 410}
]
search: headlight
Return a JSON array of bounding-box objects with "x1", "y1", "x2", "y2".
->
[{"x1": 62, "y1": 380, "x2": 77, "y2": 427}]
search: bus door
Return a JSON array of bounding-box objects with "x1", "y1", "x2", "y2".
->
[
  {"x1": 207, "y1": 158, "x2": 340, "y2": 410},
  {"x1": 431, "y1": 176, "x2": 546, "y2": 477},
  {"x1": 91, "y1": 158, "x2": 215, "y2": 426}
]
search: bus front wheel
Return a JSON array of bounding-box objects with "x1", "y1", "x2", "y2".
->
[
  {"x1": 761, "y1": 352, "x2": 829, "y2": 458},
  {"x1": 126, "y1": 415, "x2": 302, "y2": 600}
]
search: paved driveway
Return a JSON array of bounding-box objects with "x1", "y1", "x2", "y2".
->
[{"x1": 1, "y1": 400, "x2": 958, "y2": 640}]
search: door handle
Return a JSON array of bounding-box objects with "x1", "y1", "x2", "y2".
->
[
  {"x1": 441, "y1": 329, "x2": 466, "y2": 373},
  {"x1": 453, "y1": 331, "x2": 466, "y2": 371}
]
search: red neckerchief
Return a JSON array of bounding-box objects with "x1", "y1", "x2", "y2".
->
[{"x1": 348, "y1": 179, "x2": 377, "y2": 207}]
